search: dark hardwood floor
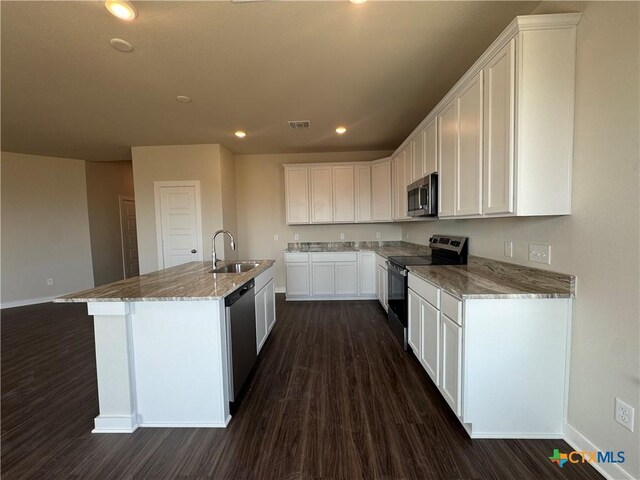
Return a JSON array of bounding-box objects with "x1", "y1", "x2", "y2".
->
[{"x1": 2, "y1": 297, "x2": 602, "y2": 480}]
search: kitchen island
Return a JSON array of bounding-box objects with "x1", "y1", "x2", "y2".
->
[{"x1": 55, "y1": 260, "x2": 276, "y2": 433}]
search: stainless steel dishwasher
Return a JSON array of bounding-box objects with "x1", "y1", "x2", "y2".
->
[{"x1": 225, "y1": 279, "x2": 256, "y2": 409}]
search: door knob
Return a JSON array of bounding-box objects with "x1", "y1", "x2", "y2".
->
[{"x1": 191, "y1": 249, "x2": 197, "y2": 253}]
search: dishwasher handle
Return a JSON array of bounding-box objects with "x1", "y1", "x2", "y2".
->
[{"x1": 225, "y1": 279, "x2": 255, "y2": 306}]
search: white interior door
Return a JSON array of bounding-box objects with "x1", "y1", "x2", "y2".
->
[
  {"x1": 119, "y1": 196, "x2": 139, "y2": 278},
  {"x1": 155, "y1": 182, "x2": 203, "y2": 269}
]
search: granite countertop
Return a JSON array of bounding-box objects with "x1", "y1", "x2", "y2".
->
[
  {"x1": 285, "y1": 241, "x2": 431, "y2": 258},
  {"x1": 54, "y1": 260, "x2": 276, "y2": 303},
  {"x1": 408, "y1": 256, "x2": 575, "y2": 300}
]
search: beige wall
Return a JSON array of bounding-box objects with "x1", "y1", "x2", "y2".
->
[
  {"x1": 131, "y1": 144, "x2": 240, "y2": 274},
  {"x1": 1, "y1": 152, "x2": 94, "y2": 306},
  {"x1": 234, "y1": 151, "x2": 401, "y2": 289},
  {"x1": 85, "y1": 161, "x2": 135, "y2": 286},
  {"x1": 403, "y1": 3, "x2": 639, "y2": 477},
  {"x1": 220, "y1": 145, "x2": 238, "y2": 261}
]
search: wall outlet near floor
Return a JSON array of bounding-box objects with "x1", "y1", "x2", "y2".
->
[
  {"x1": 528, "y1": 244, "x2": 551, "y2": 264},
  {"x1": 615, "y1": 397, "x2": 635, "y2": 432},
  {"x1": 504, "y1": 241, "x2": 513, "y2": 258},
  {"x1": 273, "y1": 234, "x2": 279, "y2": 241},
  {"x1": 376, "y1": 232, "x2": 381, "y2": 240},
  {"x1": 46, "y1": 278, "x2": 54, "y2": 286},
  {"x1": 340, "y1": 232, "x2": 345, "y2": 240}
]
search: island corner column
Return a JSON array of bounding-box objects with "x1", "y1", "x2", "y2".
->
[{"x1": 88, "y1": 301, "x2": 138, "y2": 433}]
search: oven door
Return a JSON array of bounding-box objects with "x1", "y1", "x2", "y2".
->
[{"x1": 386, "y1": 261, "x2": 408, "y2": 350}]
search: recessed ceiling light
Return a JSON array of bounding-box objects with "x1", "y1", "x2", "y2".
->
[
  {"x1": 105, "y1": 0, "x2": 138, "y2": 20},
  {"x1": 349, "y1": 0, "x2": 368, "y2": 4},
  {"x1": 109, "y1": 38, "x2": 134, "y2": 53},
  {"x1": 336, "y1": 126, "x2": 347, "y2": 135},
  {"x1": 176, "y1": 95, "x2": 192, "y2": 103},
  {"x1": 235, "y1": 131, "x2": 247, "y2": 138}
]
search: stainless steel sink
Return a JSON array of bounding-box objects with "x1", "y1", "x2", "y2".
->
[{"x1": 211, "y1": 262, "x2": 260, "y2": 274}]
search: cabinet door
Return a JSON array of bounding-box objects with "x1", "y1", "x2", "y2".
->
[
  {"x1": 376, "y1": 264, "x2": 383, "y2": 304},
  {"x1": 391, "y1": 155, "x2": 401, "y2": 220},
  {"x1": 333, "y1": 166, "x2": 355, "y2": 222},
  {"x1": 335, "y1": 263, "x2": 358, "y2": 295},
  {"x1": 402, "y1": 146, "x2": 412, "y2": 219},
  {"x1": 438, "y1": 99, "x2": 457, "y2": 217},
  {"x1": 411, "y1": 132, "x2": 425, "y2": 182},
  {"x1": 266, "y1": 279, "x2": 276, "y2": 332},
  {"x1": 255, "y1": 286, "x2": 267, "y2": 353},
  {"x1": 456, "y1": 72, "x2": 483, "y2": 216},
  {"x1": 376, "y1": 264, "x2": 388, "y2": 311},
  {"x1": 407, "y1": 289, "x2": 421, "y2": 355},
  {"x1": 420, "y1": 299, "x2": 440, "y2": 384},
  {"x1": 483, "y1": 39, "x2": 515, "y2": 215},
  {"x1": 311, "y1": 167, "x2": 333, "y2": 223},
  {"x1": 285, "y1": 263, "x2": 310, "y2": 296},
  {"x1": 359, "y1": 252, "x2": 376, "y2": 295},
  {"x1": 371, "y1": 159, "x2": 392, "y2": 221},
  {"x1": 382, "y1": 267, "x2": 388, "y2": 310},
  {"x1": 440, "y1": 314, "x2": 462, "y2": 416},
  {"x1": 354, "y1": 165, "x2": 371, "y2": 222},
  {"x1": 285, "y1": 167, "x2": 309, "y2": 224},
  {"x1": 423, "y1": 118, "x2": 437, "y2": 175},
  {"x1": 312, "y1": 262, "x2": 334, "y2": 295}
]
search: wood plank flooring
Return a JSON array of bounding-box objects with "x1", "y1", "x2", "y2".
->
[{"x1": 1, "y1": 297, "x2": 603, "y2": 480}]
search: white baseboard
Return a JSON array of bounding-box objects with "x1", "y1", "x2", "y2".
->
[
  {"x1": 92, "y1": 414, "x2": 138, "y2": 433},
  {"x1": 275, "y1": 287, "x2": 286, "y2": 294},
  {"x1": 285, "y1": 295, "x2": 378, "y2": 301},
  {"x1": 1, "y1": 295, "x2": 55, "y2": 309},
  {"x1": 564, "y1": 423, "x2": 636, "y2": 480}
]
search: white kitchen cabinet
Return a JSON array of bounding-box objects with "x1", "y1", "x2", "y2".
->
[
  {"x1": 311, "y1": 262, "x2": 334, "y2": 295},
  {"x1": 335, "y1": 262, "x2": 358, "y2": 295},
  {"x1": 358, "y1": 251, "x2": 376, "y2": 295},
  {"x1": 438, "y1": 99, "x2": 457, "y2": 217},
  {"x1": 456, "y1": 72, "x2": 483, "y2": 217},
  {"x1": 284, "y1": 166, "x2": 309, "y2": 224},
  {"x1": 407, "y1": 289, "x2": 421, "y2": 354},
  {"x1": 375, "y1": 254, "x2": 388, "y2": 311},
  {"x1": 285, "y1": 258, "x2": 310, "y2": 297},
  {"x1": 392, "y1": 149, "x2": 411, "y2": 221},
  {"x1": 411, "y1": 130, "x2": 424, "y2": 182},
  {"x1": 333, "y1": 165, "x2": 355, "y2": 222},
  {"x1": 371, "y1": 158, "x2": 392, "y2": 222},
  {"x1": 420, "y1": 299, "x2": 440, "y2": 384},
  {"x1": 483, "y1": 39, "x2": 515, "y2": 215},
  {"x1": 423, "y1": 118, "x2": 438, "y2": 176},
  {"x1": 311, "y1": 167, "x2": 333, "y2": 223},
  {"x1": 354, "y1": 165, "x2": 371, "y2": 222},
  {"x1": 440, "y1": 314, "x2": 462, "y2": 416},
  {"x1": 255, "y1": 266, "x2": 277, "y2": 354}
]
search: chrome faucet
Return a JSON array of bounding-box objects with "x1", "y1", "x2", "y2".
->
[{"x1": 212, "y1": 230, "x2": 236, "y2": 269}]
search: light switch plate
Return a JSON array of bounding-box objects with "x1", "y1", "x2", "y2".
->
[
  {"x1": 529, "y1": 244, "x2": 551, "y2": 265},
  {"x1": 273, "y1": 234, "x2": 279, "y2": 241},
  {"x1": 46, "y1": 278, "x2": 54, "y2": 286},
  {"x1": 340, "y1": 233, "x2": 345, "y2": 240},
  {"x1": 376, "y1": 232, "x2": 381, "y2": 239},
  {"x1": 294, "y1": 233, "x2": 299, "y2": 241}
]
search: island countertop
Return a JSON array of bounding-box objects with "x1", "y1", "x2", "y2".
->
[
  {"x1": 55, "y1": 260, "x2": 276, "y2": 303},
  {"x1": 408, "y1": 256, "x2": 575, "y2": 300}
]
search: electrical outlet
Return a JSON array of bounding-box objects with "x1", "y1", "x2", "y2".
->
[
  {"x1": 529, "y1": 244, "x2": 551, "y2": 265},
  {"x1": 294, "y1": 233, "x2": 299, "y2": 241},
  {"x1": 46, "y1": 278, "x2": 54, "y2": 286},
  {"x1": 273, "y1": 234, "x2": 279, "y2": 241},
  {"x1": 504, "y1": 241, "x2": 513, "y2": 258},
  {"x1": 376, "y1": 232, "x2": 381, "y2": 239},
  {"x1": 615, "y1": 398, "x2": 635, "y2": 432},
  {"x1": 340, "y1": 233, "x2": 345, "y2": 240}
]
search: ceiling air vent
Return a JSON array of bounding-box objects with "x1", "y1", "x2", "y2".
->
[{"x1": 288, "y1": 120, "x2": 311, "y2": 129}]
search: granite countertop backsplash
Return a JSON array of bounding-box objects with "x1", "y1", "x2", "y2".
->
[
  {"x1": 285, "y1": 241, "x2": 431, "y2": 258},
  {"x1": 408, "y1": 256, "x2": 575, "y2": 300}
]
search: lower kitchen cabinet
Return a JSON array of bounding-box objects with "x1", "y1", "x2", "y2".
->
[
  {"x1": 255, "y1": 265, "x2": 276, "y2": 354},
  {"x1": 358, "y1": 252, "x2": 376, "y2": 295},
  {"x1": 407, "y1": 272, "x2": 571, "y2": 438},
  {"x1": 335, "y1": 262, "x2": 358, "y2": 295},
  {"x1": 312, "y1": 262, "x2": 334, "y2": 296}
]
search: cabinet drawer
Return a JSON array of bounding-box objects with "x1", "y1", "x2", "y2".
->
[
  {"x1": 408, "y1": 273, "x2": 440, "y2": 308},
  {"x1": 284, "y1": 253, "x2": 309, "y2": 263},
  {"x1": 254, "y1": 264, "x2": 275, "y2": 292},
  {"x1": 311, "y1": 252, "x2": 357, "y2": 263},
  {"x1": 441, "y1": 291, "x2": 462, "y2": 325}
]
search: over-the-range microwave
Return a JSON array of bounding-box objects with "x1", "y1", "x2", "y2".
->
[{"x1": 407, "y1": 173, "x2": 438, "y2": 217}]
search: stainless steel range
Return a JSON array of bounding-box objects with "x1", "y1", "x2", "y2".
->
[{"x1": 386, "y1": 235, "x2": 468, "y2": 350}]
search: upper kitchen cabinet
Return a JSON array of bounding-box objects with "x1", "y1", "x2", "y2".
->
[
  {"x1": 411, "y1": 117, "x2": 438, "y2": 182},
  {"x1": 438, "y1": 99, "x2": 457, "y2": 218},
  {"x1": 392, "y1": 148, "x2": 412, "y2": 221},
  {"x1": 333, "y1": 165, "x2": 355, "y2": 223},
  {"x1": 370, "y1": 158, "x2": 392, "y2": 222},
  {"x1": 285, "y1": 166, "x2": 310, "y2": 224},
  {"x1": 311, "y1": 166, "x2": 333, "y2": 223},
  {"x1": 355, "y1": 164, "x2": 372, "y2": 222}
]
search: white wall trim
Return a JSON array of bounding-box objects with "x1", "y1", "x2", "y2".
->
[
  {"x1": 564, "y1": 423, "x2": 635, "y2": 480},
  {"x1": 274, "y1": 287, "x2": 286, "y2": 294},
  {"x1": 92, "y1": 414, "x2": 138, "y2": 434},
  {"x1": 1, "y1": 296, "x2": 56, "y2": 309},
  {"x1": 153, "y1": 180, "x2": 204, "y2": 270}
]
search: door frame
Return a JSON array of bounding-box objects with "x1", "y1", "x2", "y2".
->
[
  {"x1": 119, "y1": 195, "x2": 138, "y2": 278},
  {"x1": 153, "y1": 180, "x2": 204, "y2": 269}
]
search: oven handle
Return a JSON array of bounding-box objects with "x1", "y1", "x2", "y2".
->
[{"x1": 386, "y1": 261, "x2": 407, "y2": 276}]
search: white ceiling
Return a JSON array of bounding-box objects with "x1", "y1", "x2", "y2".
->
[{"x1": 1, "y1": 1, "x2": 540, "y2": 161}]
